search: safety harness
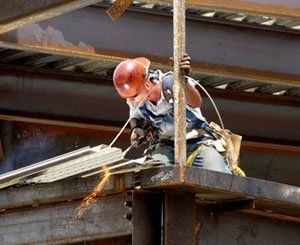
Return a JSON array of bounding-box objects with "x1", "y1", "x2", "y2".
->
[{"x1": 159, "y1": 73, "x2": 246, "y2": 176}]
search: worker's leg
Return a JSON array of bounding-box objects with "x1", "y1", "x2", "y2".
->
[
  {"x1": 151, "y1": 142, "x2": 174, "y2": 165},
  {"x1": 188, "y1": 144, "x2": 232, "y2": 174}
]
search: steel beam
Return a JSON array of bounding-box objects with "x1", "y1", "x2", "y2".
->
[
  {"x1": 0, "y1": 173, "x2": 135, "y2": 210},
  {"x1": 0, "y1": 65, "x2": 299, "y2": 144},
  {"x1": 145, "y1": 0, "x2": 300, "y2": 19},
  {"x1": 164, "y1": 191, "x2": 196, "y2": 245},
  {"x1": 0, "y1": 7, "x2": 300, "y2": 87},
  {"x1": 0, "y1": 0, "x2": 102, "y2": 34},
  {"x1": 173, "y1": 0, "x2": 187, "y2": 165},
  {"x1": 132, "y1": 191, "x2": 163, "y2": 244},
  {"x1": 0, "y1": 120, "x2": 299, "y2": 187},
  {"x1": 197, "y1": 207, "x2": 300, "y2": 244},
  {"x1": 0, "y1": 194, "x2": 132, "y2": 244},
  {"x1": 140, "y1": 166, "x2": 300, "y2": 220}
]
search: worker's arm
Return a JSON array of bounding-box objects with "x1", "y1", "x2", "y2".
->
[
  {"x1": 168, "y1": 54, "x2": 202, "y2": 108},
  {"x1": 129, "y1": 118, "x2": 147, "y2": 130},
  {"x1": 129, "y1": 118, "x2": 146, "y2": 145},
  {"x1": 186, "y1": 80, "x2": 202, "y2": 108},
  {"x1": 181, "y1": 54, "x2": 202, "y2": 108},
  {"x1": 162, "y1": 75, "x2": 202, "y2": 108}
]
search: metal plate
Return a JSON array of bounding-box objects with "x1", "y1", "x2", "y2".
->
[
  {"x1": 106, "y1": 0, "x2": 134, "y2": 21},
  {"x1": 0, "y1": 146, "x2": 125, "y2": 188},
  {"x1": 26, "y1": 147, "x2": 124, "y2": 183}
]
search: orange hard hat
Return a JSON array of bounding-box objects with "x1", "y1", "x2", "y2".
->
[{"x1": 113, "y1": 57, "x2": 150, "y2": 98}]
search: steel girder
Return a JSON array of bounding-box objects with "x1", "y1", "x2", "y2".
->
[
  {"x1": 0, "y1": 194, "x2": 132, "y2": 244},
  {"x1": 0, "y1": 7, "x2": 299, "y2": 87},
  {"x1": 0, "y1": 169, "x2": 299, "y2": 244},
  {"x1": 145, "y1": 0, "x2": 300, "y2": 19},
  {"x1": 140, "y1": 166, "x2": 300, "y2": 220},
  {"x1": 0, "y1": 65, "x2": 299, "y2": 143},
  {"x1": 0, "y1": 0, "x2": 102, "y2": 34}
]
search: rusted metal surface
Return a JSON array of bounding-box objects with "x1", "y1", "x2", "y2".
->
[
  {"x1": 144, "y1": 0, "x2": 300, "y2": 19},
  {"x1": 0, "y1": 7, "x2": 300, "y2": 87},
  {"x1": 197, "y1": 206, "x2": 300, "y2": 244},
  {"x1": 132, "y1": 191, "x2": 163, "y2": 244},
  {"x1": 0, "y1": 0, "x2": 102, "y2": 34},
  {"x1": 164, "y1": 191, "x2": 196, "y2": 245},
  {"x1": 106, "y1": 0, "x2": 134, "y2": 21},
  {"x1": 0, "y1": 172, "x2": 135, "y2": 210},
  {"x1": 0, "y1": 194, "x2": 132, "y2": 244},
  {"x1": 140, "y1": 166, "x2": 300, "y2": 220},
  {"x1": 173, "y1": 0, "x2": 186, "y2": 166}
]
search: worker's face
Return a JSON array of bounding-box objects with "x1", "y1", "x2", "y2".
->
[
  {"x1": 129, "y1": 80, "x2": 154, "y2": 107},
  {"x1": 129, "y1": 83, "x2": 149, "y2": 107}
]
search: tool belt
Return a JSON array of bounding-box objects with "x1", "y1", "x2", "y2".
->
[
  {"x1": 184, "y1": 122, "x2": 246, "y2": 176},
  {"x1": 208, "y1": 122, "x2": 245, "y2": 176},
  {"x1": 145, "y1": 123, "x2": 246, "y2": 177}
]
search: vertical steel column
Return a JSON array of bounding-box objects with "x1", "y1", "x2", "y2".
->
[
  {"x1": 164, "y1": 191, "x2": 196, "y2": 245},
  {"x1": 173, "y1": 0, "x2": 187, "y2": 165},
  {"x1": 132, "y1": 190, "x2": 163, "y2": 245}
]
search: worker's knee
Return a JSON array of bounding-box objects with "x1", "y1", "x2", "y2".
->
[{"x1": 193, "y1": 146, "x2": 232, "y2": 174}]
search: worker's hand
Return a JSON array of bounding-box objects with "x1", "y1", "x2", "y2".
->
[
  {"x1": 130, "y1": 127, "x2": 145, "y2": 147},
  {"x1": 169, "y1": 53, "x2": 191, "y2": 76},
  {"x1": 181, "y1": 53, "x2": 191, "y2": 75}
]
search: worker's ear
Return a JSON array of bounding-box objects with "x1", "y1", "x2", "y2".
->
[{"x1": 145, "y1": 80, "x2": 152, "y2": 90}]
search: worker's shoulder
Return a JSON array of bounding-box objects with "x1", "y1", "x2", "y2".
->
[
  {"x1": 161, "y1": 72, "x2": 195, "y2": 88},
  {"x1": 162, "y1": 72, "x2": 174, "y2": 90}
]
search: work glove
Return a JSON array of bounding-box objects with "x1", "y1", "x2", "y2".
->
[
  {"x1": 130, "y1": 127, "x2": 145, "y2": 147},
  {"x1": 169, "y1": 53, "x2": 191, "y2": 76}
]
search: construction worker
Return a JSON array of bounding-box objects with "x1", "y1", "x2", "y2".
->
[{"x1": 113, "y1": 55, "x2": 231, "y2": 174}]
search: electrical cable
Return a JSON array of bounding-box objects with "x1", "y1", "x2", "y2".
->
[{"x1": 191, "y1": 78, "x2": 225, "y2": 129}]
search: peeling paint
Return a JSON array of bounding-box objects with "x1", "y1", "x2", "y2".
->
[{"x1": 18, "y1": 24, "x2": 96, "y2": 54}]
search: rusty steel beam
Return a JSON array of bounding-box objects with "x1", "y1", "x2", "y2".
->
[
  {"x1": 132, "y1": 191, "x2": 163, "y2": 244},
  {"x1": 140, "y1": 166, "x2": 300, "y2": 220},
  {"x1": 0, "y1": 173, "x2": 135, "y2": 210},
  {"x1": 164, "y1": 191, "x2": 196, "y2": 244},
  {"x1": 145, "y1": 0, "x2": 300, "y2": 19},
  {"x1": 197, "y1": 208, "x2": 300, "y2": 243},
  {"x1": 0, "y1": 7, "x2": 299, "y2": 87},
  {"x1": 0, "y1": 194, "x2": 132, "y2": 244},
  {"x1": 0, "y1": 64, "x2": 299, "y2": 144},
  {"x1": 0, "y1": 0, "x2": 102, "y2": 34},
  {"x1": 173, "y1": 0, "x2": 187, "y2": 166}
]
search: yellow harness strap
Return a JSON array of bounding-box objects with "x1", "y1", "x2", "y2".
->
[
  {"x1": 231, "y1": 165, "x2": 246, "y2": 177},
  {"x1": 186, "y1": 144, "x2": 205, "y2": 166}
]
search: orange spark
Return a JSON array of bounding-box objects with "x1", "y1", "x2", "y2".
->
[{"x1": 74, "y1": 169, "x2": 111, "y2": 219}]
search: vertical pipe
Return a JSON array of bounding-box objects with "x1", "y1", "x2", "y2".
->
[{"x1": 173, "y1": 0, "x2": 186, "y2": 165}]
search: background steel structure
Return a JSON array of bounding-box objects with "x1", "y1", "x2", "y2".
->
[
  {"x1": 0, "y1": 5, "x2": 300, "y2": 86},
  {"x1": 0, "y1": 167, "x2": 299, "y2": 244}
]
